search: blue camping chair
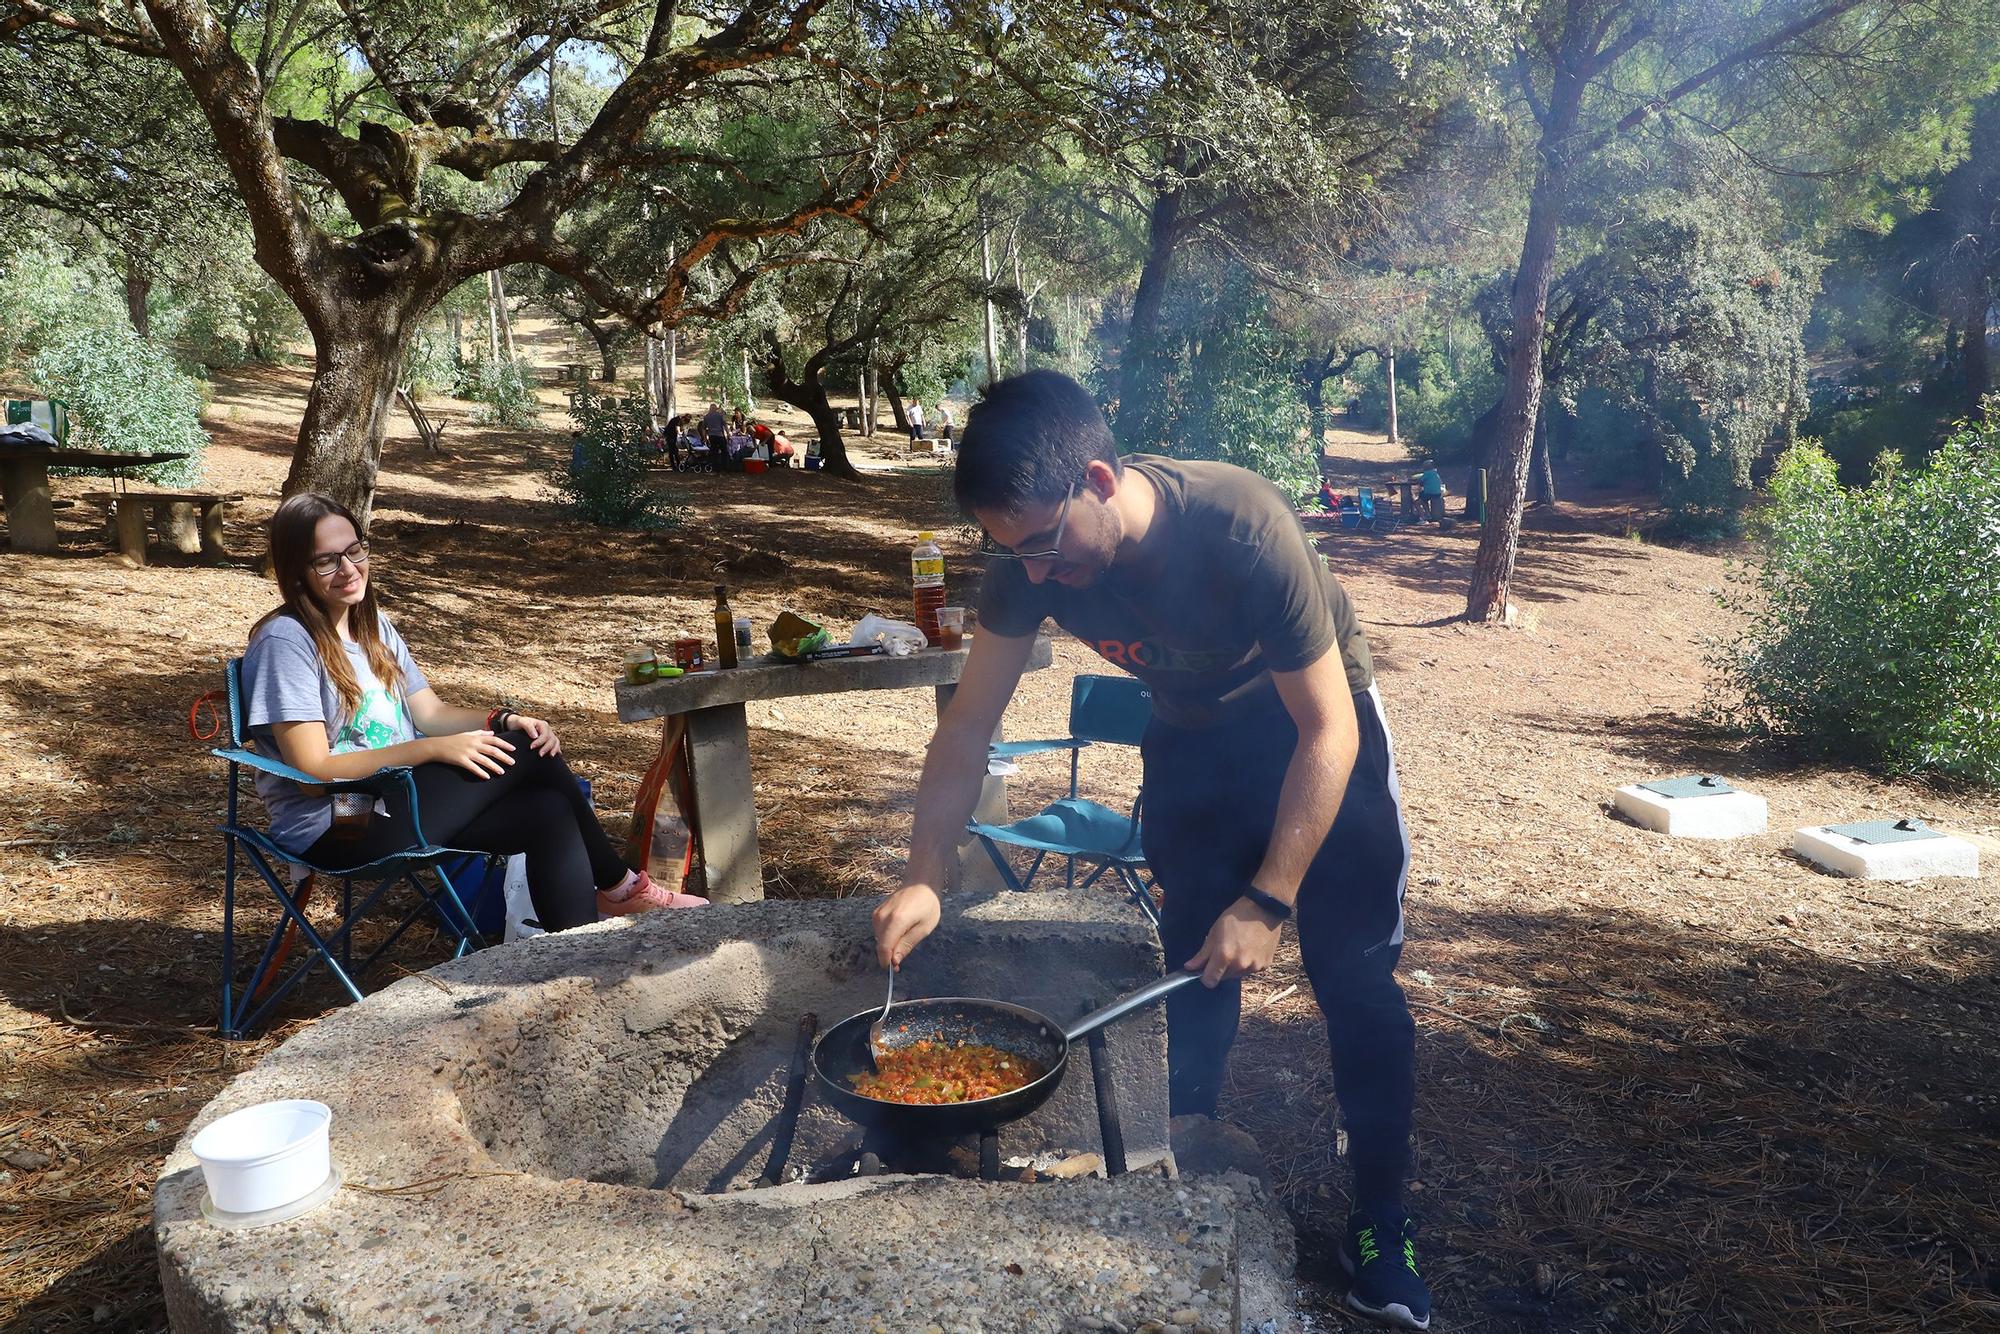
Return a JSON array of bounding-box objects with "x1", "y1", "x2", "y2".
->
[
  {"x1": 968, "y1": 674, "x2": 1158, "y2": 928},
  {"x1": 209, "y1": 659, "x2": 496, "y2": 1038}
]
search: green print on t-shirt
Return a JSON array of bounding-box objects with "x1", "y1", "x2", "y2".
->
[{"x1": 332, "y1": 686, "x2": 405, "y2": 754}]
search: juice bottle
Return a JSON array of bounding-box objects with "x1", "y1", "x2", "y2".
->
[
  {"x1": 911, "y1": 531, "x2": 945, "y2": 645},
  {"x1": 713, "y1": 584, "x2": 739, "y2": 669}
]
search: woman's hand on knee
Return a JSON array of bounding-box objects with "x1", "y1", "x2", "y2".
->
[
  {"x1": 512, "y1": 715, "x2": 560, "y2": 756},
  {"x1": 428, "y1": 730, "x2": 516, "y2": 778}
]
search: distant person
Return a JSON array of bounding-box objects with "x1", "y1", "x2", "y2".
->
[
  {"x1": 1318, "y1": 479, "x2": 1340, "y2": 512},
  {"x1": 241, "y1": 493, "x2": 697, "y2": 929},
  {"x1": 748, "y1": 421, "x2": 797, "y2": 466},
  {"x1": 701, "y1": 403, "x2": 729, "y2": 460},
  {"x1": 730, "y1": 407, "x2": 748, "y2": 437},
  {"x1": 907, "y1": 399, "x2": 926, "y2": 441},
  {"x1": 1418, "y1": 467, "x2": 1446, "y2": 521},
  {"x1": 937, "y1": 402, "x2": 955, "y2": 446}
]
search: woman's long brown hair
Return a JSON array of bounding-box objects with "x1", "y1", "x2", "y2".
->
[{"x1": 250, "y1": 493, "x2": 403, "y2": 716}]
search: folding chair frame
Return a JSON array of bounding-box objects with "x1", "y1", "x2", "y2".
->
[
  {"x1": 973, "y1": 675, "x2": 1160, "y2": 929},
  {"x1": 213, "y1": 660, "x2": 498, "y2": 1039}
]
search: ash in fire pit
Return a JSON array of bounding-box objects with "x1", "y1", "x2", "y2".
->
[{"x1": 156, "y1": 894, "x2": 1298, "y2": 1331}]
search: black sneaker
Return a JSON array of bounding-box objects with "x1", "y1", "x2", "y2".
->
[{"x1": 1340, "y1": 1210, "x2": 1431, "y2": 1330}]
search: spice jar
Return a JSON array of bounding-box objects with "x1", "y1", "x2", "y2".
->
[{"x1": 624, "y1": 636, "x2": 658, "y2": 686}]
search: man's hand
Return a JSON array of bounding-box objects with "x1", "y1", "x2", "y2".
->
[
  {"x1": 1184, "y1": 898, "x2": 1284, "y2": 987},
  {"x1": 873, "y1": 883, "x2": 942, "y2": 969}
]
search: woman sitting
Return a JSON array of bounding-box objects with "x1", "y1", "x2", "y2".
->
[{"x1": 242, "y1": 493, "x2": 694, "y2": 931}]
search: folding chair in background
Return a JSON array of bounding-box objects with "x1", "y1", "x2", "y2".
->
[
  {"x1": 968, "y1": 674, "x2": 1158, "y2": 928},
  {"x1": 204, "y1": 660, "x2": 496, "y2": 1038}
]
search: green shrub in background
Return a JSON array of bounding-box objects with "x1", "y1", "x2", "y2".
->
[
  {"x1": 1711, "y1": 421, "x2": 2000, "y2": 785},
  {"x1": 30, "y1": 325, "x2": 208, "y2": 487},
  {"x1": 401, "y1": 323, "x2": 461, "y2": 399},
  {"x1": 545, "y1": 388, "x2": 680, "y2": 529},
  {"x1": 458, "y1": 354, "x2": 540, "y2": 426}
]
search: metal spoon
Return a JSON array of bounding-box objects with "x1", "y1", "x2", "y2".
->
[{"x1": 866, "y1": 965, "x2": 896, "y2": 1068}]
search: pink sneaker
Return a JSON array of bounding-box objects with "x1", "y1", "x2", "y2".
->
[{"x1": 598, "y1": 870, "x2": 710, "y2": 916}]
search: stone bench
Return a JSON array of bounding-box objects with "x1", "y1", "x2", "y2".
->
[{"x1": 84, "y1": 489, "x2": 242, "y2": 565}]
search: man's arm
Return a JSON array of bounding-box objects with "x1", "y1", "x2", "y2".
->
[
  {"x1": 872, "y1": 628, "x2": 1036, "y2": 967},
  {"x1": 1184, "y1": 648, "x2": 1360, "y2": 984}
]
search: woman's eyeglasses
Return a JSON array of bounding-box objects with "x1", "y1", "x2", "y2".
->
[
  {"x1": 308, "y1": 541, "x2": 370, "y2": 578},
  {"x1": 977, "y1": 486, "x2": 1075, "y2": 562}
]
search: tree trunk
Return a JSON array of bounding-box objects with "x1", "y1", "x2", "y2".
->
[
  {"x1": 1118, "y1": 185, "x2": 1183, "y2": 445},
  {"x1": 979, "y1": 209, "x2": 1000, "y2": 385},
  {"x1": 1466, "y1": 146, "x2": 1570, "y2": 622},
  {"x1": 1964, "y1": 313, "x2": 1991, "y2": 409},
  {"x1": 1013, "y1": 248, "x2": 1031, "y2": 373},
  {"x1": 489, "y1": 270, "x2": 517, "y2": 360},
  {"x1": 285, "y1": 312, "x2": 415, "y2": 531},
  {"x1": 760, "y1": 342, "x2": 860, "y2": 478},
  {"x1": 1529, "y1": 402, "x2": 1557, "y2": 505},
  {"x1": 885, "y1": 372, "x2": 910, "y2": 432},
  {"x1": 1385, "y1": 349, "x2": 1399, "y2": 444},
  {"x1": 487, "y1": 287, "x2": 500, "y2": 361},
  {"x1": 583, "y1": 320, "x2": 620, "y2": 382},
  {"x1": 865, "y1": 361, "x2": 880, "y2": 435},
  {"x1": 665, "y1": 329, "x2": 678, "y2": 422},
  {"x1": 123, "y1": 265, "x2": 152, "y2": 339}
]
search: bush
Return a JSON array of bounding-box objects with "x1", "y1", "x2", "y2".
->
[
  {"x1": 545, "y1": 389, "x2": 680, "y2": 529},
  {"x1": 401, "y1": 323, "x2": 461, "y2": 399},
  {"x1": 30, "y1": 325, "x2": 208, "y2": 487},
  {"x1": 458, "y1": 355, "x2": 540, "y2": 426},
  {"x1": 1710, "y1": 426, "x2": 2000, "y2": 785}
]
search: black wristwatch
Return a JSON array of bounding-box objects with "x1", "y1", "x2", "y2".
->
[{"x1": 1239, "y1": 885, "x2": 1293, "y2": 922}]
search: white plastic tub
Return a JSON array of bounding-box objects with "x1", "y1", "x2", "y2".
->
[{"x1": 190, "y1": 1099, "x2": 332, "y2": 1214}]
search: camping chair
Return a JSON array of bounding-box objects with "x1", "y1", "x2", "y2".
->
[
  {"x1": 1356, "y1": 486, "x2": 1389, "y2": 532},
  {"x1": 206, "y1": 659, "x2": 496, "y2": 1038},
  {"x1": 967, "y1": 674, "x2": 1158, "y2": 928}
]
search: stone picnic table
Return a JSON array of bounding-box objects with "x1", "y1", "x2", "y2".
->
[
  {"x1": 615, "y1": 638, "x2": 1054, "y2": 903},
  {"x1": 0, "y1": 444, "x2": 189, "y2": 554}
]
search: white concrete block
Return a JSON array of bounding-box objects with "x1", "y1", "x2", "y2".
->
[
  {"x1": 1792, "y1": 825, "x2": 1980, "y2": 880},
  {"x1": 1613, "y1": 784, "x2": 1768, "y2": 838}
]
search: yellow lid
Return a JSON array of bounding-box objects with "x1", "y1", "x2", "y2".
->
[{"x1": 917, "y1": 530, "x2": 934, "y2": 540}]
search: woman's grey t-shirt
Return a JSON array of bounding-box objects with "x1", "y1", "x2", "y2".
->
[{"x1": 242, "y1": 613, "x2": 428, "y2": 851}]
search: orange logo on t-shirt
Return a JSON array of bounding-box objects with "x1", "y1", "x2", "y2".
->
[{"x1": 1094, "y1": 639, "x2": 1151, "y2": 668}]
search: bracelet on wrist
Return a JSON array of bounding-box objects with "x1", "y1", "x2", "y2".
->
[
  {"x1": 485, "y1": 706, "x2": 512, "y2": 732},
  {"x1": 1240, "y1": 885, "x2": 1293, "y2": 922}
]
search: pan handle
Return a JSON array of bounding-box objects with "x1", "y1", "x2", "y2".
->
[{"x1": 1063, "y1": 972, "x2": 1201, "y2": 1043}]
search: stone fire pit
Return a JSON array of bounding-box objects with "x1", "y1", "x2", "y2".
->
[{"x1": 156, "y1": 893, "x2": 1297, "y2": 1331}]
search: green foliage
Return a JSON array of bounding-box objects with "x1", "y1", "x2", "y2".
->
[
  {"x1": 545, "y1": 389, "x2": 680, "y2": 530},
  {"x1": 1352, "y1": 347, "x2": 1503, "y2": 464},
  {"x1": 29, "y1": 325, "x2": 209, "y2": 487},
  {"x1": 457, "y1": 356, "x2": 541, "y2": 427},
  {"x1": 0, "y1": 240, "x2": 125, "y2": 361},
  {"x1": 401, "y1": 324, "x2": 462, "y2": 399},
  {"x1": 1711, "y1": 427, "x2": 2000, "y2": 785},
  {"x1": 1118, "y1": 274, "x2": 1320, "y2": 499}
]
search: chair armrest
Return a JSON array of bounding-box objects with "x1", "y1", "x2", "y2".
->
[
  {"x1": 215, "y1": 751, "x2": 433, "y2": 848},
  {"x1": 988, "y1": 738, "x2": 1091, "y2": 760}
]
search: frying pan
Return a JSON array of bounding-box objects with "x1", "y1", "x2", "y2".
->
[{"x1": 811, "y1": 972, "x2": 1199, "y2": 1139}]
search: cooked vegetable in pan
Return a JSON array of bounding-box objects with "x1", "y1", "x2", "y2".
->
[{"x1": 847, "y1": 1040, "x2": 1047, "y2": 1104}]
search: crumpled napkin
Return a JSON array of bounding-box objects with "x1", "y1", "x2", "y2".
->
[{"x1": 849, "y1": 613, "x2": 930, "y2": 656}]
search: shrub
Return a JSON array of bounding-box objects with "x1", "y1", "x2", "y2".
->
[
  {"x1": 458, "y1": 355, "x2": 540, "y2": 427},
  {"x1": 401, "y1": 323, "x2": 461, "y2": 399},
  {"x1": 1710, "y1": 426, "x2": 2000, "y2": 785},
  {"x1": 29, "y1": 325, "x2": 208, "y2": 487},
  {"x1": 545, "y1": 388, "x2": 680, "y2": 529}
]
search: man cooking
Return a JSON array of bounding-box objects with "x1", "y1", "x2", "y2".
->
[{"x1": 872, "y1": 370, "x2": 1428, "y2": 1330}]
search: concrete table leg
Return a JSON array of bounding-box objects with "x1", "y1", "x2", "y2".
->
[
  {"x1": 199, "y1": 502, "x2": 229, "y2": 562},
  {"x1": 0, "y1": 457, "x2": 58, "y2": 553},
  {"x1": 684, "y1": 703, "x2": 763, "y2": 903},
  {"x1": 936, "y1": 683, "x2": 1009, "y2": 891},
  {"x1": 111, "y1": 497, "x2": 149, "y2": 565},
  {"x1": 159, "y1": 500, "x2": 203, "y2": 555}
]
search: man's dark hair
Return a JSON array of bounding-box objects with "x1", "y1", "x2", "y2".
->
[{"x1": 953, "y1": 369, "x2": 1121, "y2": 516}]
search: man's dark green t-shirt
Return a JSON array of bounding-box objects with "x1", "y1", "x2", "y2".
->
[{"x1": 977, "y1": 455, "x2": 1374, "y2": 728}]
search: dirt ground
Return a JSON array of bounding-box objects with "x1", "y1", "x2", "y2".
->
[{"x1": 2, "y1": 358, "x2": 1997, "y2": 1333}]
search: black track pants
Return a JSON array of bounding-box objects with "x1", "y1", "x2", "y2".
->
[
  {"x1": 303, "y1": 732, "x2": 627, "y2": 931},
  {"x1": 1142, "y1": 687, "x2": 1417, "y2": 1216}
]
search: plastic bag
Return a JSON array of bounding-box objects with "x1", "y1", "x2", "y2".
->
[{"x1": 850, "y1": 613, "x2": 929, "y2": 657}]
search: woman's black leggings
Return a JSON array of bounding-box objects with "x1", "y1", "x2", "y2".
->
[{"x1": 302, "y1": 731, "x2": 626, "y2": 931}]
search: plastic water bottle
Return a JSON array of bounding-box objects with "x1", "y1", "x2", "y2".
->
[{"x1": 911, "y1": 531, "x2": 945, "y2": 645}]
